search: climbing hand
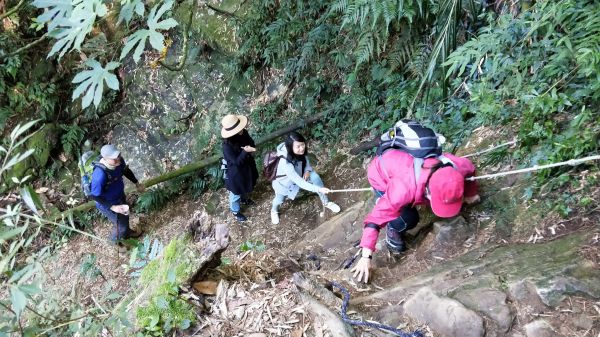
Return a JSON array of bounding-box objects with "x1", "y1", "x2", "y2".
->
[
  {"x1": 319, "y1": 187, "x2": 331, "y2": 194},
  {"x1": 464, "y1": 194, "x2": 481, "y2": 205},
  {"x1": 242, "y1": 145, "x2": 256, "y2": 153},
  {"x1": 136, "y1": 183, "x2": 146, "y2": 193},
  {"x1": 110, "y1": 204, "x2": 129, "y2": 215},
  {"x1": 352, "y1": 256, "x2": 371, "y2": 283}
]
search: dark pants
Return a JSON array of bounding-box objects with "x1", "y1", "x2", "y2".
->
[
  {"x1": 96, "y1": 200, "x2": 131, "y2": 242},
  {"x1": 374, "y1": 189, "x2": 420, "y2": 247}
]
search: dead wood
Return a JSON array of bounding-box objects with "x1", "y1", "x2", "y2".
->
[{"x1": 292, "y1": 272, "x2": 343, "y2": 310}]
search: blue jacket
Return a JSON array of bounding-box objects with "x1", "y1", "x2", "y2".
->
[{"x1": 90, "y1": 158, "x2": 138, "y2": 208}]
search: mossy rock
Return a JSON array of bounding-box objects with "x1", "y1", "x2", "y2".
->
[{"x1": 135, "y1": 237, "x2": 197, "y2": 334}]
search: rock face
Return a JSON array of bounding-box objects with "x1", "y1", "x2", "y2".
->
[
  {"x1": 112, "y1": 56, "x2": 251, "y2": 180},
  {"x1": 350, "y1": 228, "x2": 599, "y2": 337},
  {"x1": 425, "y1": 216, "x2": 474, "y2": 259},
  {"x1": 453, "y1": 288, "x2": 513, "y2": 332},
  {"x1": 404, "y1": 287, "x2": 485, "y2": 337},
  {"x1": 524, "y1": 320, "x2": 563, "y2": 337}
]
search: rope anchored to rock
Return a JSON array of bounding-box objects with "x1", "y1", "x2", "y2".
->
[{"x1": 330, "y1": 281, "x2": 424, "y2": 337}]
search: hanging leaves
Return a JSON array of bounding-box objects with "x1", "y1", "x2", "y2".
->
[
  {"x1": 120, "y1": 0, "x2": 178, "y2": 63},
  {"x1": 35, "y1": 0, "x2": 108, "y2": 59},
  {"x1": 32, "y1": 0, "x2": 73, "y2": 30},
  {"x1": 71, "y1": 59, "x2": 120, "y2": 109},
  {"x1": 118, "y1": 0, "x2": 145, "y2": 24}
]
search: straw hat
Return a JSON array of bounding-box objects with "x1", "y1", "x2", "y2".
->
[{"x1": 221, "y1": 114, "x2": 248, "y2": 138}]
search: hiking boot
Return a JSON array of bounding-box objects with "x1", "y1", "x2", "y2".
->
[
  {"x1": 128, "y1": 229, "x2": 143, "y2": 239},
  {"x1": 386, "y1": 227, "x2": 406, "y2": 254},
  {"x1": 271, "y1": 211, "x2": 279, "y2": 225},
  {"x1": 232, "y1": 212, "x2": 247, "y2": 222},
  {"x1": 324, "y1": 201, "x2": 341, "y2": 213},
  {"x1": 116, "y1": 243, "x2": 128, "y2": 254},
  {"x1": 241, "y1": 199, "x2": 256, "y2": 206}
]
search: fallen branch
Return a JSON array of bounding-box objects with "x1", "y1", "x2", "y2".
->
[{"x1": 0, "y1": 0, "x2": 25, "y2": 20}]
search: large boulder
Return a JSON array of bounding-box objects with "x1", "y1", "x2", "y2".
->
[{"x1": 404, "y1": 287, "x2": 485, "y2": 337}]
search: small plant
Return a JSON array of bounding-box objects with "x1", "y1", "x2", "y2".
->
[
  {"x1": 60, "y1": 124, "x2": 86, "y2": 159},
  {"x1": 79, "y1": 253, "x2": 106, "y2": 281},
  {"x1": 239, "y1": 239, "x2": 266, "y2": 252},
  {"x1": 129, "y1": 236, "x2": 164, "y2": 278},
  {"x1": 135, "y1": 187, "x2": 172, "y2": 213},
  {"x1": 136, "y1": 269, "x2": 194, "y2": 336}
]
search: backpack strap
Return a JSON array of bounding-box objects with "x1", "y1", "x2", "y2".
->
[
  {"x1": 92, "y1": 162, "x2": 115, "y2": 190},
  {"x1": 412, "y1": 156, "x2": 455, "y2": 207}
]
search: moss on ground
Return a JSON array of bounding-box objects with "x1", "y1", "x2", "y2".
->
[{"x1": 136, "y1": 237, "x2": 198, "y2": 335}]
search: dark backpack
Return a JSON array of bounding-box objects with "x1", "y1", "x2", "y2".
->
[
  {"x1": 263, "y1": 151, "x2": 284, "y2": 182},
  {"x1": 376, "y1": 119, "x2": 443, "y2": 158}
]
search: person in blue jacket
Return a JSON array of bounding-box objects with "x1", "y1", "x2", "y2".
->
[{"x1": 89, "y1": 144, "x2": 145, "y2": 243}]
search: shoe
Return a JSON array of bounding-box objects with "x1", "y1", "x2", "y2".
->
[
  {"x1": 128, "y1": 229, "x2": 143, "y2": 239},
  {"x1": 116, "y1": 243, "x2": 129, "y2": 253},
  {"x1": 271, "y1": 211, "x2": 279, "y2": 225},
  {"x1": 241, "y1": 199, "x2": 256, "y2": 206},
  {"x1": 232, "y1": 212, "x2": 247, "y2": 222},
  {"x1": 324, "y1": 201, "x2": 341, "y2": 213},
  {"x1": 386, "y1": 227, "x2": 406, "y2": 254}
]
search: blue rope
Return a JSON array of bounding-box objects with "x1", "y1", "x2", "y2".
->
[{"x1": 330, "y1": 281, "x2": 424, "y2": 337}]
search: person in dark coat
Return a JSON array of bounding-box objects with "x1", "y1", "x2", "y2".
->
[{"x1": 221, "y1": 114, "x2": 259, "y2": 222}]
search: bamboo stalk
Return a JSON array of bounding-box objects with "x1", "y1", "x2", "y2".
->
[{"x1": 56, "y1": 112, "x2": 328, "y2": 218}]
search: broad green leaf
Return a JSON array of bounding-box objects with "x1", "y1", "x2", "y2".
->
[
  {"x1": 0, "y1": 226, "x2": 26, "y2": 241},
  {"x1": 32, "y1": 0, "x2": 73, "y2": 30},
  {"x1": 9, "y1": 120, "x2": 39, "y2": 142},
  {"x1": 167, "y1": 268, "x2": 176, "y2": 283},
  {"x1": 72, "y1": 59, "x2": 120, "y2": 108},
  {"x1": 20, "y1": 185, "x2": 43, "y2": 215},
  {"x1": 120, "y1": 0, "x2": 178, "y2": 63},
  {"x1": 180, "y1": 319, "x2": 191, "y2": 329},
  {"x1": 19, "y1": 283, "x2": 42, "y2": 296},
  {"x1": 118, "y1": 0, "x2": 145, "y2": 24},
  {"x1": 4, "y1": 149, "x2": 35, "y2": 171},
  {"x1": 46, "y1": 0, "x2": 108, "y2": 59},
  {"x1": 10, "y1": 286, "x2": 27, "y2": 318},
  {"x1": 156, "y1": 296, "x2": 168, "y2": 309}
]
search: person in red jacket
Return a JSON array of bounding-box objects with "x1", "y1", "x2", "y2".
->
[{"x1": 352, "y1": 149, "x2": 480, "y2": 283}]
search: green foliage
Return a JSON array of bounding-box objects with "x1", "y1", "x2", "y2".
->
[
  {"x1": 118, "y1": 0, "x2": 145, "y2": 24},
  {"x1": 239, "y1": 239, "x2": 266, "y2": 252},
  {"x1": 60, "y1": 123, "x2": 86, "y2": 158},
  {"x1": 129, "y1": 236, "x2": 164, "y2": 278},
  {"x1": 119, "y1": 0, "x2": 179, "y2": 63},
  {"x1": 28, "y1": 0, "x2": 179, "y2": 108},
  {"x1": 235, "y1": 0, "x2": 481, "y2": 145},
  {"x1": 79, "y1": 253, "x2": 105, "y2": 280},
  {"x1": 71, "y1": 60, "x2": 120, "y2": 109},
  {"x1": 136, "y1": 238, "x2": 196, "y2": 335},
  {"x1": 136, "y1": 186, "x2": 172, "y2": 213},
  {"x1": 136, "y1": 274, "x2": 195, "y2": 336}
]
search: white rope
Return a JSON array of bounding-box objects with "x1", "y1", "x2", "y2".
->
[
  {"x1": 329, "y1": 155, "x2": 600, "y2": 191},
  {"x1": 462, "y1": 139, "x2": 518, "y2": 158},
  {"x1": 466, "y1": 155, "x2": 600, "y2": 181},
  {"x1": 329, "y1": 188, "x2": 372, "y2": 193}
]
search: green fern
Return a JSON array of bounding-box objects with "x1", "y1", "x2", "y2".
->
[
  {"x1": 135, "y1": 187, "x2": 171, "y2": 213},
  {"x1": 60, "y1": 124, "x2": 86, "y2": 158}
]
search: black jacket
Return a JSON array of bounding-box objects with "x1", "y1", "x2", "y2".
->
[{"x1": 222, "y1": 131, "x2": 258, "y2": 195}]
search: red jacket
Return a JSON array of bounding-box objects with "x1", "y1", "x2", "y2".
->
[{"x1": 360, "y1": 150, "x2": 478, "y2": 251}]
